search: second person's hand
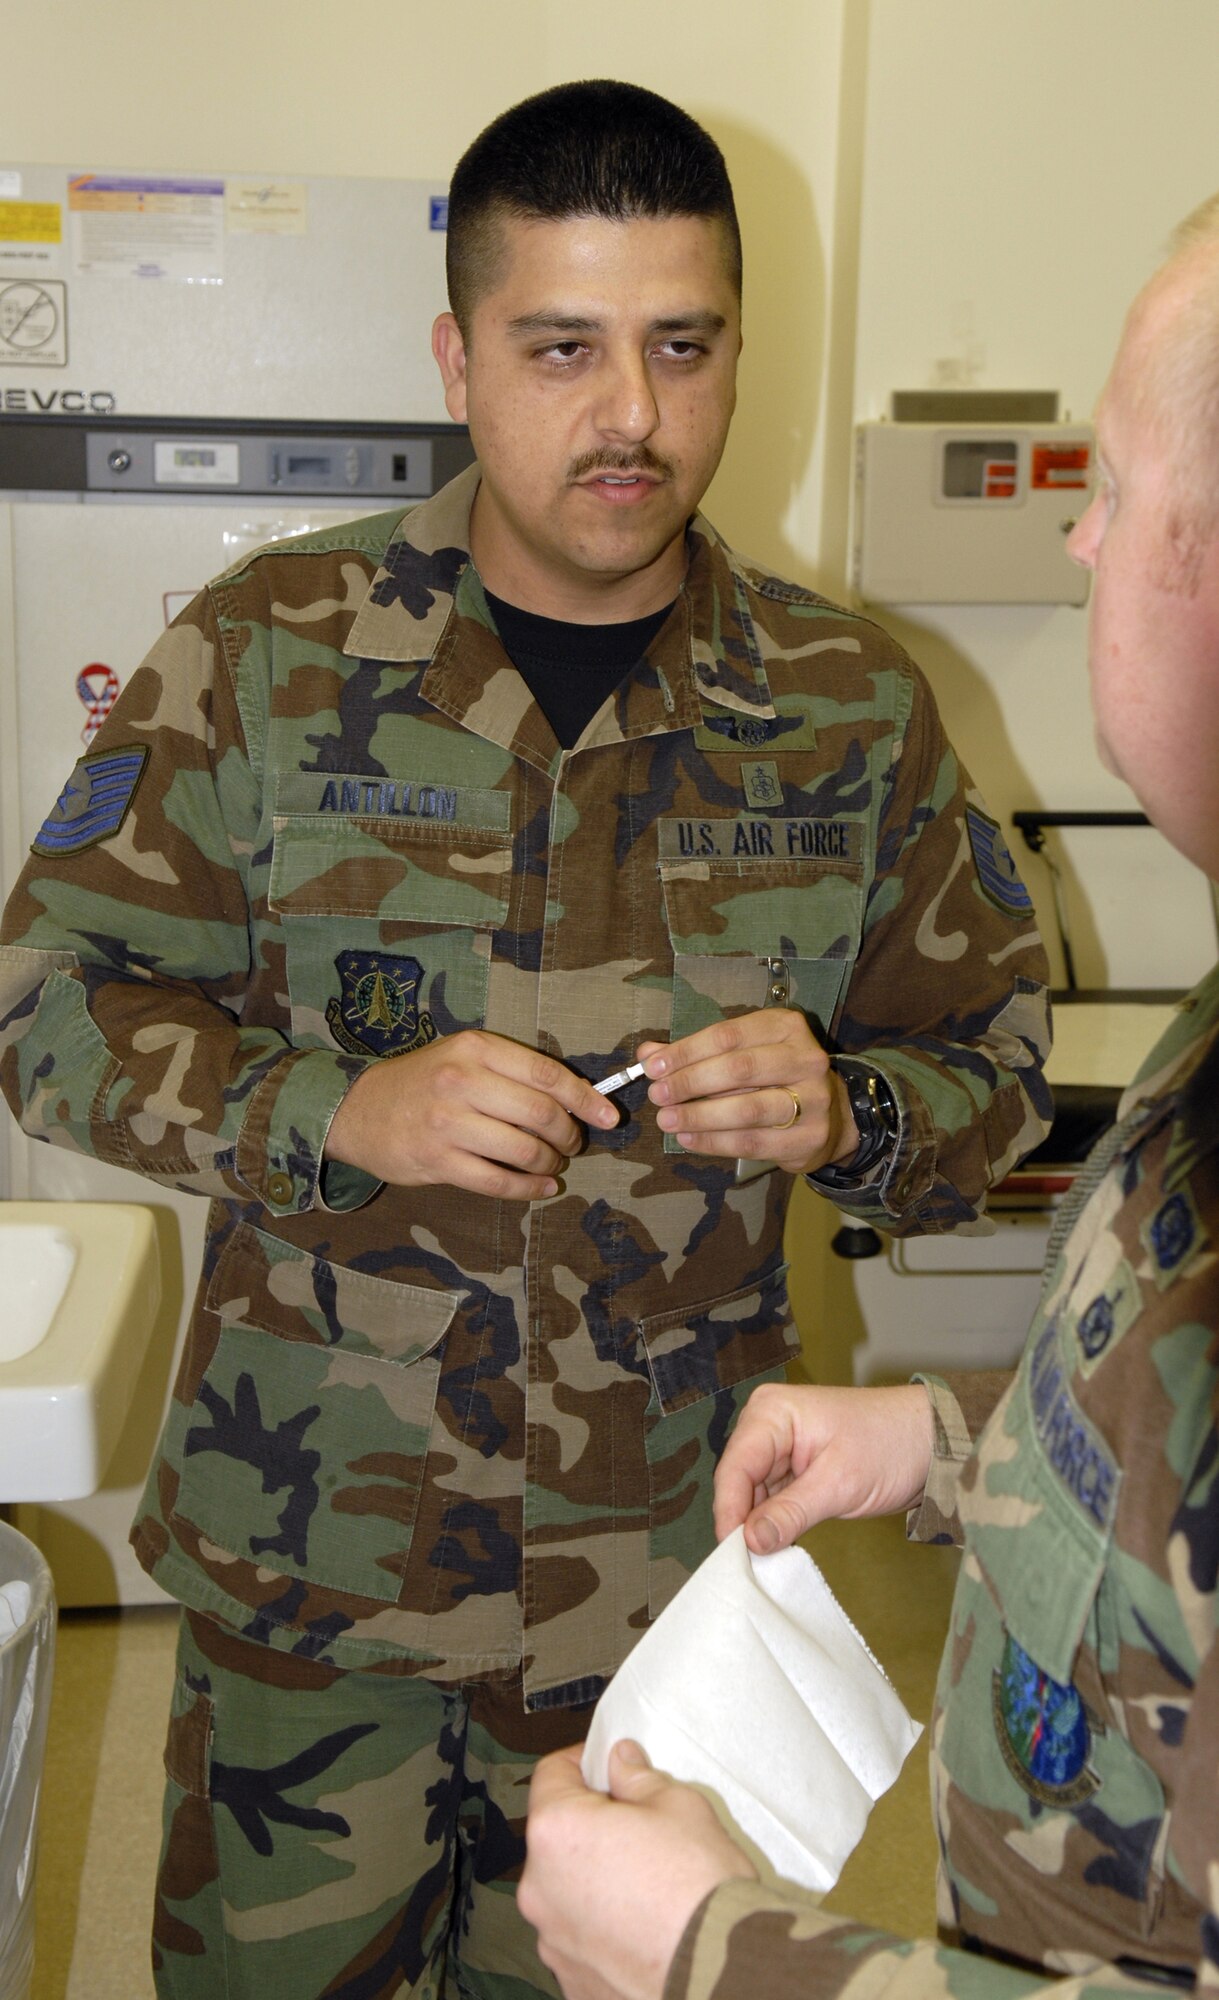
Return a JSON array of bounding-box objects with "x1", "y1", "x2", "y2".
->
[{"x1": 713, "y1": 1381, "x2": 937, "y2": 1552}]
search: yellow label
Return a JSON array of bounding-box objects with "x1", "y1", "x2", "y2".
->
[{"x1": 0, "y1": 201, "x2": 62, "y2": 245}]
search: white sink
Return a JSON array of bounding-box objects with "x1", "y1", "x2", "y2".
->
[
  {"x1": 2, "y1": 1223, "x2": 79, "y2": 1363},
  {"x1": 0, "y1": 1202, "x2": 161, "y2": 1503}
]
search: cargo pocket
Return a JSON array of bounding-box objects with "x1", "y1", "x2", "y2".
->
[
  {"x1": 657, "y1": 842, "x2": 865, "y2": 1154},
  {"x1": 640, "y1": 1261, "x2": 799, "y2": 1615},
  {"x1": 155, "y1": 1670, "x2": 220, "y2": 1964},
  {"x1": 268, "y1": 794, "x2": 512, "y2": 1054},
  {"x1": 169, "y1": 1222, "x2": 461, "y2": 1603}
]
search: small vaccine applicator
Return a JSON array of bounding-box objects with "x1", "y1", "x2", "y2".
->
[{"x1": 594, "y1": 1061, "x2": 647, "y2": 1096}]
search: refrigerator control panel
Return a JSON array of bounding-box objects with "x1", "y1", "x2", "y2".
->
[
  {"x1": 87, "y1": 428, "x2": 435, "y2": 496},
  {"x1": 0, "y1": 415, "x2": 474, "y2": 500}
]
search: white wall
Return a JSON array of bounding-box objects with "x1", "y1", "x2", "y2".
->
[
  {"x1": 0, "y1": 0, "x2": 851, "y2": 588},
  {"x1": 850, "y1": 0, "x2": 1219, "y2": 986}
]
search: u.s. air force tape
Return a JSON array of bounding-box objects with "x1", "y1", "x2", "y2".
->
[{"x1": 657, "y1": 816, "x2": 863, "y2": 864}]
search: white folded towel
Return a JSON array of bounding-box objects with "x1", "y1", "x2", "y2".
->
[{"x1": 582, "y1": 1526, "x2": 921, "y2": 1893}]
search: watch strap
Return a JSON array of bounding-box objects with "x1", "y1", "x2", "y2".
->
[{"x1": 813, "y1": 1058, "x2": 899, "y2": 1187}]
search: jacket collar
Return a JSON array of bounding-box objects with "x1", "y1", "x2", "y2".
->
[
  {"x1": 1115, "y1": 962, "x2": 1219, "y2": 1189},
  {"x1": 342, "y1": 464, "x2": 779, "y2": 750}
]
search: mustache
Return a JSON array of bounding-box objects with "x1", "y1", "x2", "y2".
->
[{"x1": 567, "y1": 447, "x2": 675, "y2": 482}]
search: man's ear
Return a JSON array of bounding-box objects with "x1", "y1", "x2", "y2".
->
[{"x1": 432, "y1": 313, "x2": 469, "y2": 422}]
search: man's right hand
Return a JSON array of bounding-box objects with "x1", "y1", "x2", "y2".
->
[
  {"x1": 323, "y1": 1030, "x2": 621, "y2": 1200},
  {"x1": 713, "y1": 1381, "x2": 936, "y2": 1553}
]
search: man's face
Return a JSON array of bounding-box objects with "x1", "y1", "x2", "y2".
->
[
  {"x1": 1067, "y1": 256, "x2": 1219, "y2": 878},
  {"x1": 432, "y1": 212, "x2": 741, "y2": 621}
]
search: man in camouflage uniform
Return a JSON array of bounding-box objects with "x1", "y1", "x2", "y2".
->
[
  {"x1": 0, "y1": 82, "x2": 1050, "y2": 2000},
  {"x1": 519, "y1": 194, "x2": 1219, "y2": 2000}
]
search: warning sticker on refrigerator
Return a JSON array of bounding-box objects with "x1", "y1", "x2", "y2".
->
[
  {"x1": 0, "y1": 199, "x2": 63, "y2": 273},
  {"x1": 0, "y1": 279, "x2": 67, "y2": 365},
  {"x1": 69, "y1": 174, "x2": 225, "y2": 283}
]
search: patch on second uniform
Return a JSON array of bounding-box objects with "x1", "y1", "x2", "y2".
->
[
  {"x1": 326, "y1": 950, "x2": 437, "y2": 1059},
  {"x1": 32, "y1": 744, "x2": 149, "y2": 856},
  {"x1": 1142, "y1": 1186, "x2": 1203, "y2": 1288},
  {"x1": 992, "y1": 1633, "x2": 1099, "y2": 1807},
  {"x1": 1073, "y1": 1256, "x2": 1140, "y2": 1372},
  {"x1": 966, "y1": 806, "x2": 1033, "y2": 917}
]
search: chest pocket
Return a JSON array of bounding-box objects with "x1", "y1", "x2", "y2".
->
[
  {"x1": 268, "y1": 780, "x2": 512, "y2": 1056},
  {"x1": 657, "y1": 817, "x2": 866, "y2": 1049}
]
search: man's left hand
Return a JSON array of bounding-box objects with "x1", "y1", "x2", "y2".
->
[
  {"x1": 518, "y1": 1740, "x2": 756, "y2": 2000},
  {"x1": 638, "y1": 1011, "x2": 859, "y2": 1175}
]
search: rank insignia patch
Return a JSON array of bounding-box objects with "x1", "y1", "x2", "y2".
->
[
  {"x1": 966, "y1": 806, "x2": 1033, "y2": 916},
  {"x1": 32, "y1": 744, "x2": 149, "y2": 856},
  {"x1": 326, "y1": 951, "x2": 437, "y2": 1059},
  {"x1": 992, "y1": 1633, "x2": 1099, "y2": 1807}
]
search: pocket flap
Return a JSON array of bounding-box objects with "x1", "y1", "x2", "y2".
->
[
  {"x1": 658, "y1": 853, "x2": 863, "y2": 960},
  {"x1": 269, "y1": 811, "x2": 512, "y2": 924},
  {"x1": 206, "y1": 1221, "x2": 460, "y2": 1365},
  {"x1": 637, "y1": 1263, "x2": 797, "y2": 1413}
]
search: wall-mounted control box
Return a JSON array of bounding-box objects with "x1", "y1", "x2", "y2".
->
[{"x1": 852, "y1": 392, "x2": 1093, "y2": 605}]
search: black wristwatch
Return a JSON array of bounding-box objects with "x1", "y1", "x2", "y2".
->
[{"x1": 812, "y1": 1059, "x2": 899, "y2": 1187}]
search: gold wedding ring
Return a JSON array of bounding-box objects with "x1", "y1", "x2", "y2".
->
[{"x1": 777, "y1": 1089, "x2": 801, "y2": 1129}]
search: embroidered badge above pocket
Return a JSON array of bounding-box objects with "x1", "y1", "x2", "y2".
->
[{"x1": 741, "y1": 760, "x2": 782, "y2": 809}]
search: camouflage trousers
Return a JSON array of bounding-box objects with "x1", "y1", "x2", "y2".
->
[{"x1": 153, "y1": 1608, "x2": 592, "y2": 2000}]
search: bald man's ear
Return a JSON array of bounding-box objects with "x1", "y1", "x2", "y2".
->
[{"x1": 432, "y1": 313, "x2": 469, "y2": 422}]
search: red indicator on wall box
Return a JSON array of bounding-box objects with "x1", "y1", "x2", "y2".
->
[
  {"x1": 1032, "y1": 442, "x2": 1091, "y2": 490},
  {"x1": 983, "y1": 459, "x2": 1017, "y2": 499}
]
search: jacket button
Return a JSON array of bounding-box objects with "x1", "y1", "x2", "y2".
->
[{"x1": 267, "y1": 1171, "x2": 295, "y2": 1207}]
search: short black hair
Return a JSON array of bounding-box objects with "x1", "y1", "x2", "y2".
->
[{"x1": 446, "y1": 79, "x2": 741, "y2": 331}]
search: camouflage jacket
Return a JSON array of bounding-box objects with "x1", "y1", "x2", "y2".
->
[
  {"x1": 0, "y1": 465, "x2": 1050, "y2": 1703},
  {"x1": 667, "y1": 966, "x2": 1219, "y2": 1998}
]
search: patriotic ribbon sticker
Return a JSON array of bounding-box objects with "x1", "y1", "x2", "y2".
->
[{"x1": 77, "y1": 663, "x2": 120, "y2": 744}]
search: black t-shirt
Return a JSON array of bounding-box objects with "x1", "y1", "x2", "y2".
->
[{"x1": 485, "y1": 589, "x2": 674, "y2": 748}]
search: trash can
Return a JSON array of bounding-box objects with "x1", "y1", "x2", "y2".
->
[{"x1": 0, "y1": 1522, "x2": 55, "y2": 2000}]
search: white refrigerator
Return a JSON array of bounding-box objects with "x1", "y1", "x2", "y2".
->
[{"x1": 0, "y1": 163, "x2": 472, "y2": 1603}]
